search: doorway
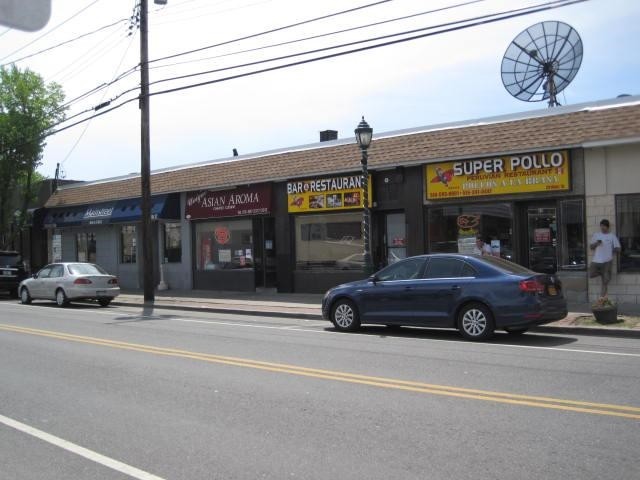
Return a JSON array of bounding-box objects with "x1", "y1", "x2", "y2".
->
[
  {"x1": 254, "y1": 217, "x2": 277, "y2": 289},
  {"x1": 525, "y1": 204, "x2": 558, "y2": 274}
]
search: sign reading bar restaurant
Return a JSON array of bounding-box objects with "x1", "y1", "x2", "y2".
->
[
  {"x1": 425, "y1": 150, "x2": 570, "y2": 200},
  {"x1": 287, "y1": 174, "x2": 372, "y2": 213},
  {"x1": 185, "y1": 184, "x2": 271, "y2": 219}
]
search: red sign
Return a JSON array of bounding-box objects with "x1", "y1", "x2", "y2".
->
[
  {"x1": 534, "y1": 228, "x2": 551, "y2": 243},
  {"x1": 186, "y1": 184, "x2": 271, "y2": 220},
  {"x1": 214, "y1": 227, "x2": 230, "y2": 245}
]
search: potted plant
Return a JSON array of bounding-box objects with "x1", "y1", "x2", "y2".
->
[{"x1": 591, "y1": 297, "x2": 619, "y2": 324}]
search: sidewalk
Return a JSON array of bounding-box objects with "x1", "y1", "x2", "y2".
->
[{"x1": 114, "y1": 290, "x2": 640, "y2": 338}]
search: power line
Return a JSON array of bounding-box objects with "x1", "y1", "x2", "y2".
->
[
  {"x1": 4, "y1": 0, "x2": 587, "y2": 155},
  {"x1": 147, "y1": 0, "x2": 586, "y2": 98},
  {"x1": 60, "y1": 32, "x2": 139, "y2": 169},
  {"x1": 149, "y1": 0, "x2": 488, "y2": 71},
  {"x1": 0, "y1": 0, "x2": 103, "y2": 63},
  {"x1": 148, "y1": 0, "x2": 394, "y2": 65},
  {"x1": 150, "y1": 0, "x2": 275, "y2": 27},
  {"x1": 0, "y1": 18, "x2": 128, "y2": 67}
]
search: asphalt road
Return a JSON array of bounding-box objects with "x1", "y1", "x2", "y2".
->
[{"x1": 1, "y1": 298, "x2": 639, "y2": 480}]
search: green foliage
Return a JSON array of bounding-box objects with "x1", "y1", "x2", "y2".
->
[{"x1": 0, "y1": 65, "x2": 66, "y2": 249}]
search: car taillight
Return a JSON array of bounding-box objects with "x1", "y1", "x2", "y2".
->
[
  {"x1": 519, "y1": 279, "x2": 544, "y2": 294},
  {"x1": 74, "y1": 278, "x2": 92, "y2": 285},
  {"x1": 108, "y1": 278, "x2": 118, "y2": 285}
]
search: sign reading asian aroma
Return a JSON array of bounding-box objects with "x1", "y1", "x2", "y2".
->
[
  {"x1": 287, "y1": 174, "x2": 372, "y2": 213},
  {"x1": 425, "y1": 150, "x2": 570, "y2": 200},
  {"x1": 185, "y1": 184, "x2": 271, "y2": 219}
]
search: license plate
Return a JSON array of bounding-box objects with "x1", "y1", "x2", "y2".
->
[
  {"x1": 96, "y1": 290, "x2": 108, "y2": 296},
  {"x1": 1, "y1": 270, "x2": 12, "y2": 276},
  {"x1": 548, "y1": 286, "x2": 557, "y2": 296}
]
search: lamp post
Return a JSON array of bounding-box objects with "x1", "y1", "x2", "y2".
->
[{"x1": 354, "y1": 116, "x2": 373, "y2": 275}]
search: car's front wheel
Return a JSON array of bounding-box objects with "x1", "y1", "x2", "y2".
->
[
  {"x1": 55, "y1": 289, "x2": 69, "y2": 307},
  {"x1": 20, "y1": 287, "x2": 32, "y2": 305},
  {"x1": 458, "y1": 302, "x2": 495, "y2": 341},
  {"x1": 331, "y1": 299, "x2": 360, "y2": 332}
]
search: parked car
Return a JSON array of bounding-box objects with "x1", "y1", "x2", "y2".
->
[
  {"x1": 322, "y1": 254, "x2": 567, "y2": 341},
  {"x1": 0, "y1": 251, "x2": 28, "y2": 298},
  {"x1": 19, "y1": 262, "x2": 120, "y2": 307}
]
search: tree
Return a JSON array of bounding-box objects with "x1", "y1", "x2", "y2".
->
[{"x1": 0, "y1": 65, "x2": 66, "y2": 249}]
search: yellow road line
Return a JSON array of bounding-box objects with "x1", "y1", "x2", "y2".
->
[{"x1": 1, "y1": 323, "x2": 639, "y2": 420}]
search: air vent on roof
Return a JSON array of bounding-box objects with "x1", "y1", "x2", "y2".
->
[{"x1": 320, "y1": 130, "x2": 338, "y2": 142}]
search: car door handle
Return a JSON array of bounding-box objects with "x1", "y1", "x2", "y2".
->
[
  {"x1": 451, "y1": 285, "x2": 461, "y2": 290},
  {"x1": 404, "y1": 286, "x2": 414, "y2": 290}
]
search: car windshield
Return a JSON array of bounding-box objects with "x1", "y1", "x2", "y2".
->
[
  {"x1": 67, "y1": 263, "x2": 108, "y2": 275},
  {"x1": 0, "y1": 253, "x2": 22, "y2": 267},
  {"x1": 478, "y1": 255, "x2": 535, "y2": 275}
]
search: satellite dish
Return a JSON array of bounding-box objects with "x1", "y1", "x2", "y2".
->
[{"x1": 501, "y1": 21, "x2": 583, "y2": 107}]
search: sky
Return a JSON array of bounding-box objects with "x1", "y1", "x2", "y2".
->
[{"x1": 0, "y1": 0, "x2": 638, "y2": 182}]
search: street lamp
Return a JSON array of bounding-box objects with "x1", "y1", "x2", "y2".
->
[{"x1": 354, "y1": 116, "x2": 373, "y2": 275}]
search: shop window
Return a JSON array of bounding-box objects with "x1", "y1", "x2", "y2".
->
[
  {"x1": 163, "y1": 223, "x2": 182, "y2": 263},
  {"x1": 428, "y1": 203, "x2": 513, "y2": 260},
  {"x1": 295, "y1": 212, "x2": 364, "y2": 271},
  {"x1": 120, "y1": 225, "x2": 137, "y2": 264},
  {"x1": 51, "y1": 230, "x2": 62, "y2": 263},
  {"x1": 616, "y1": 194, "x2": 640, "y2": 272},
  {"x1": 559, "y1": 199, "x2": 586, "y2": 270},
  {"x1": 195, "y1": 219, "x2": 253, "y2": 270},
  {"x1": 76, "y1": 232, "x2": 96, "y2": 263}
]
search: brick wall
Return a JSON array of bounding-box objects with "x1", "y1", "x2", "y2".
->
[{"x1": 586, "y1": 194, "x2": 640, "y2": 304}]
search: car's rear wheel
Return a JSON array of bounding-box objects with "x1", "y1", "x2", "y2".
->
[
  {"x1": 55, "y1": 288, "x2": 69, "y2": 307},
  {"x1": 98, "y1": 298, "x2": 111, "y2": 307},
  {"x1": 20, "y1": 287, "x2": 32, "y2": 305},
  {"x1": 458, "y1": 302, "x2": 495, "y2": 341},
  {"x1": 331, "y1": 299, "x2": 360, "y2": 332},
  {"x1": 505, "y1": 327, "x2": 528, "y2": 335}
]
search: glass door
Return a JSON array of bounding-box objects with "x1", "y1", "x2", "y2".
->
[
  {"x1": 384, "y1": 213, "x2": 407, "y2": 266},
  {"x1": 527, "y1": 206, "x2": 558, "y2": 273}
]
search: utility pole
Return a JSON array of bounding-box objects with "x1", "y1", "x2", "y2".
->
[{"x1": 139, "y1": 0, "x2": 154, "y2": 302}]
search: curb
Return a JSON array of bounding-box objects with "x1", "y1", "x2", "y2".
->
[
  {"x1": 111, "y1": 301, "x2": 324, "y2": 321},
  {"x1": 531, "y1": 325, "x2": 640, "y2": 339},
  {"x1": 112, "y1": 301, "x2": 640, "y2": 338}
]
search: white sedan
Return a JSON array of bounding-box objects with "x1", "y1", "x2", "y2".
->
[{"x1": 19, "y1": 263, "x2": 120, "y2": 307}]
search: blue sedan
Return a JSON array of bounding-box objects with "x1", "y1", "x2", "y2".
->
[{"x1": 322, "y1": 254, "x2": 568, "y2": 340}]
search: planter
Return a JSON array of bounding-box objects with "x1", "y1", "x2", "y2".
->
[{"x1": 591, "y1": 306, "x2": 619, "y2": 324}]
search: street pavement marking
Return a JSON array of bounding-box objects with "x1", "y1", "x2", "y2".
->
[
  {"x1": 0, "y1": 413, "x2": 166, "y2": 480},
  {"x1": 1, "y1": 323, "x2": 639, "y2": 421},
  {"x1": 2, "y1": 302, "x2": 640, "y2": 358}
]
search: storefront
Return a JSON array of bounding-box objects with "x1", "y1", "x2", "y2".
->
[
  {"x1": 424, "y1": 149, "x2": 588, "y2": 300},
  {"x1": 43, "y1": 194, "x2": 180, "y2": 289},
  {"x1": 287, "y1": 174, "x2": 372, "y2": 293},
  {"x1": 185, "y1": 183, "x2": 275, "y2": 291}
]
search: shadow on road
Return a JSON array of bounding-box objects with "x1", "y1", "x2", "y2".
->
[{"x1": 334, "y1": 325, "x2": 579, "y2": 347}]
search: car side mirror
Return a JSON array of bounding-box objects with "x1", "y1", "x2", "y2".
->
[
  {"x1": 32, "y1": 273, "x2": 38, "y2": 279},
  {"x1": 369, "y1": 274, "x2": 378, "y2": 284}
]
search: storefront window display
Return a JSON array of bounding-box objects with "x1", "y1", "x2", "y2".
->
[
  {"x1": 120, "y1": 225, "x2": 136, "y2": 264},
  {"x1": 295, "y1": 212, "x2": 364, "y2": 271},
  {"x1": 196, "y1": 219, "x2": 253, "y2": 270},
  {"x1": 76, "y1": 232, "x2": 96, "y2": 263},
  {"x1": 385, "y1": 213, "x2": 407, "y2": 265},
  {"x1": 616, "y1": 194, "x2": 640, "y2": 272},
  {"x1": 163, "y1": 223, "x2": 182, "y2": 263},
  {"x1": 428, "y1": 203, "x2": 513, "y2": 260}
]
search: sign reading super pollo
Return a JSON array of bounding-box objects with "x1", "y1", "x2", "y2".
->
[{"x1": 425, "y1": 150, "x2": 570, "y2": 200}]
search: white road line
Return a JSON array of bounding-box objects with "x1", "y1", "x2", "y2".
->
[
  {"x1": 2, "y1": 303, "x2": 639, "y2": 358},
  {"x1": 0, "y1": 413, "x2": 166, "y2": 480}
]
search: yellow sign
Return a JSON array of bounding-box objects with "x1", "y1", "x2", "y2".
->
[
  {"x1": 287, "y1": 175, "x2": 372, "y2": 213},
  {"x1": 426, "y1": 150, "x2": 570, "y2": 200}
]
